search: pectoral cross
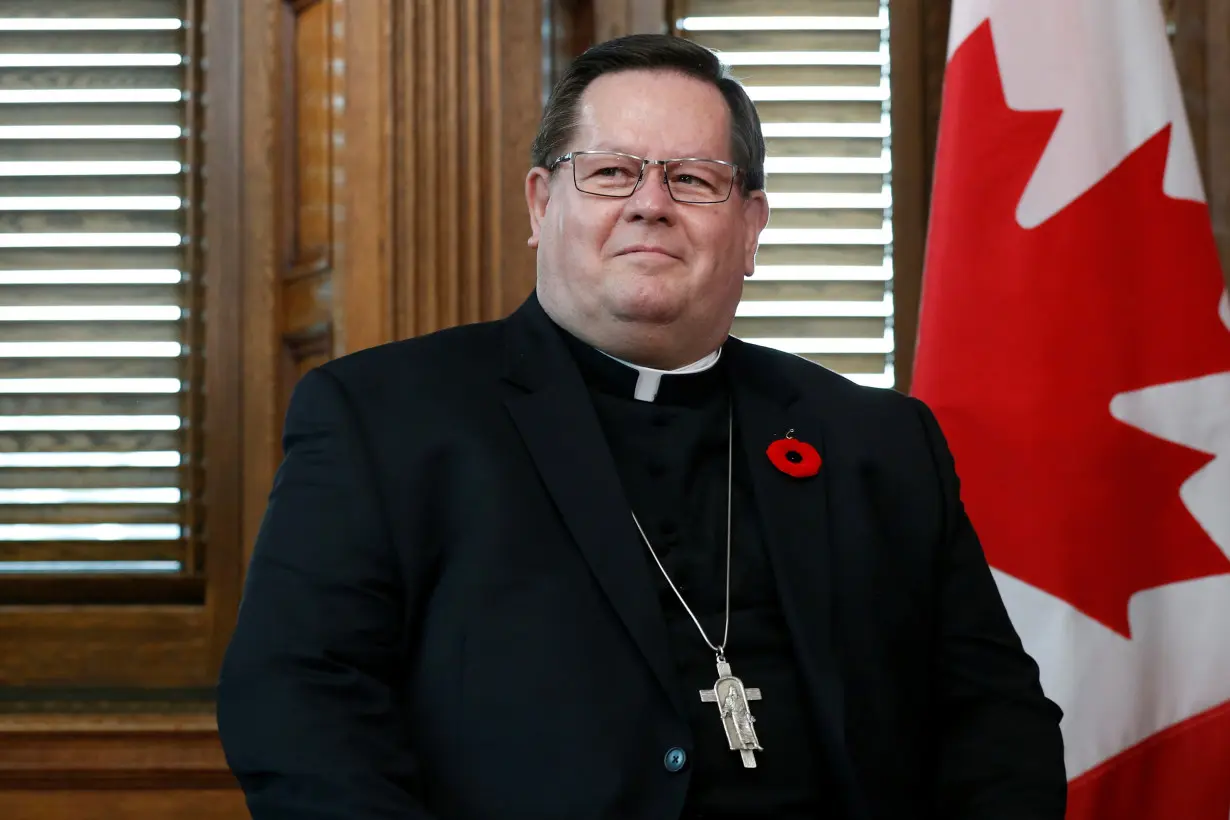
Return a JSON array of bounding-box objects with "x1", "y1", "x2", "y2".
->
[{"x1": 699, "y1": 658, "x2": 763, "y2": 768}]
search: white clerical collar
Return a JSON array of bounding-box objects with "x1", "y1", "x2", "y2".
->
[{"x1": 597, "y1": 347, "x2": 723, "y2": 402}]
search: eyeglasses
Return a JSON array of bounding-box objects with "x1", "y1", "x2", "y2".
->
[{"x1": 547, "y1": 150, "x2": 740, "y2": 204}]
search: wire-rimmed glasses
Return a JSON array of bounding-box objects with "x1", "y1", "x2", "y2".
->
[{"x1": 548, "y1": 150, "x2": 740, "y2": 204}]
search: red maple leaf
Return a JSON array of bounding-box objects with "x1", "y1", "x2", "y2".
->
[{"x1": 912, "y1": 21, "x2": 1230, "y2": 637}]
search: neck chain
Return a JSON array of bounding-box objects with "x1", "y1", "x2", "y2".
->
[
  {"x1": 628, "y1": 404, "x2": 766, "y2": 767},
  {"x1": 629, "y1": 405, "x2": 732, "y2": 661}
]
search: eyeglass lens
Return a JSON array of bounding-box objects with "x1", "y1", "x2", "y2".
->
[{"x1": 571, "y1": 152, "x2": 734, "y2": 202}]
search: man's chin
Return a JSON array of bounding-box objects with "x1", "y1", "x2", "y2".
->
[
  {"x1": 598, "y1": 262, "x2": 702, "y2": 323},
  {"x1": 609, "y1": 296, "x2": 687, "y2": 326}
]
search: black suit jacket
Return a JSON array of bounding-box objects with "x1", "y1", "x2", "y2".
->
[{"x1": 217, "y1": 294, "x2": 1066, "y2": 820}]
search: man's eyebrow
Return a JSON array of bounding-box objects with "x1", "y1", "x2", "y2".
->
[
  {"x1": 582, "y1": 144, "x2": 635, "y2": 154},
  {"x1": 582, "y1": 146, "x2": 727, "y2": 159}
]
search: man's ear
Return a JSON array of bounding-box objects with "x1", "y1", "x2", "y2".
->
[
  {"x1": 742, "y1": 189, "x2": 770, "y2": 276},
  {"x1": 525, "y1": 167, "x2": 552, "y2": 250}
]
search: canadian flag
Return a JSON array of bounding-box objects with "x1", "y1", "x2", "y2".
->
[{"x1": 909, "y1": 1, "x2": 1230, "y2": 818}]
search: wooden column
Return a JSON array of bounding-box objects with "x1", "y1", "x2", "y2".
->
[
  {"x1": 1171, "y1": 0, "x2": 1230, "y2": 289},
  {"x1": 889, "y1": 0, "x2": 950, "y2": 395},
  {"x1": 393, "y1": 1, "x2": 544, "y2": 338},
  {"x1": 240, "y1": 0, "x2": 545, "y2": 565}
]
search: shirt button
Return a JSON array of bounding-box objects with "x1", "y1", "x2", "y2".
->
[{"x1": 663, "y1": 746, "x2": 688, "y2": 772}]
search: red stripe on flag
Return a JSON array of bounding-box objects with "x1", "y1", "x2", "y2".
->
[{"x1": 1067, "y1": 699, "x2": 1230, "y2": 820}]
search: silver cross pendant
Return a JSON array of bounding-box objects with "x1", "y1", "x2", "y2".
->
[{"x1": 699, "y1": 658, "x2": 764, "y2": 767}]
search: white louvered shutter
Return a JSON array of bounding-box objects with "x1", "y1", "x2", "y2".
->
[
  {"x1": 0, "y1": 0, "x2": 195, "y2": 578},
  {"x1": 677, "y1": 0, "x2": 895, "y2": 388}
]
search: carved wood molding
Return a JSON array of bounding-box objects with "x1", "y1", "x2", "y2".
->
[
  {"x1": 284, "y1": 328, "x2": 333, "y2": 363},
  {"x1": 0, "y1": 714, "x2": 233, "y2": 790}
]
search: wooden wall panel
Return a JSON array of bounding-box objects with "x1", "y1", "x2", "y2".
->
[
  {"x1": 279, "y1": 0, "x2": 340, "y2": 416},
  {"x1": 394, "y1": 0, "x2": 543, "y2": 338},
  {"x1": 546, "y1": 0, "x2": 596, "y2": 88},
  {"x1": 0, "y1": 607, "x2": 207, "y2": 688},
  {"x1": 0, "y1": 714, "x2": 242, "y2": 820},
  {"x1": 593, "y1": 0, "x2": 669, "y2": 41},
  {"x1": 4, "y1": 791, "x2": 246, "y2": 820},
  {"x1": 241, "y1": 0, "x2": 546, "y2": 566},
  {"x1": 1205, "y1": 2, "x2": 1230, "y2": 284},
  {"x1": 1170, "y1": 0, "x2": 1230, "y2": 288},
  {"x1": 4, "y1": 0, "x2": 550, "y2": 815},
  {"x1": 336, "y1": 0, "x2": 395, "y2": 354},
  {"x1": 0, "y1": 715, "x2": 231, "y2": 788},
  {"x1": 889, "y1": 0, "x2": 943, "y2": 395},
  {"x1": 241, "y1": 0, "x2": 284, "y2": 575},
  {"x1": 919, "y1": 1, "x2": 951, "y2": 210},
  {"x1": 290, "y1": 0, "x2": 334, "y2": 274},
  {"x1": 241, "y1": 0, "x2": 350, "y2": 570}
]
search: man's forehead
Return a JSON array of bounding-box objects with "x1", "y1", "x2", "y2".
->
[
  {"x1": 577, "y1": 70, "x2": 729, "y2": 118},
  {"x1": 572, "y1": 73, "x2": 732, "y2": 157}
]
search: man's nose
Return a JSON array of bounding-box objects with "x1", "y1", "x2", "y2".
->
[{"x1": 626, "y1": 163, "x2": 675, "y2": 216}]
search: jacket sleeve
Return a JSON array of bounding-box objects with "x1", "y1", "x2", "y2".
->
[
  {"x1": 910, "y1": 397, "x2": 1068, "y2": 820},
  {"x1": 217, "y1": 367, "x2": 439, "y2": 819}
]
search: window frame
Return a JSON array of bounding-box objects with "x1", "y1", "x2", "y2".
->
[{"x1": 0, "y1": 0, "x2": 246, "y2": 693}]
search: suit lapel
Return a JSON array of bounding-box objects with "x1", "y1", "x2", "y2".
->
[
  {"x1": 726, "y1": 339, "x2": 850, "y2": 769},
  {"x1": 501, "y1": 297, "x2": 686, "y2": 718}
]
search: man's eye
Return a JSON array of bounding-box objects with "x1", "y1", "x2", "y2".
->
[{"x1": 673, "y1": 173, "x2": 715, "y2": 190}]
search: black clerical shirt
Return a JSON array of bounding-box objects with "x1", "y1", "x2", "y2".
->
[{"x1": 555, "y1": 326, "x2": 827, "y2": 820}]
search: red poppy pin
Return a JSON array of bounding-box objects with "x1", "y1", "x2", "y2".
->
[{"x1": 766, "y1": 429, "x2": 821, "y2": 478}]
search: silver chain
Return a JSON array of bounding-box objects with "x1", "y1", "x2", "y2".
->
[{"x1": 629, "y1": 405, "x2": 732, "y2": 661}]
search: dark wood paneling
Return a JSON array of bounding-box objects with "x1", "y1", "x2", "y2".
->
[
  {"x1": 920, "y1": 0, "x2": 952, "y2": 209},
  {"x1": 889, "y1": 0, "x2": 937, "y2": 395},
  {"x1": 291, "y1": 0, "x2": 334, "y2": 270},
  {"x1": 594, "y1": 0, "x2": 668, "y2": 40},
  {"x1": 0, "y1": 714, "x2": 230, "y2": 788},
  {"x1": 547, "y1": 0, "x2": 596, "y2": 88},
  {"x1": 338, "y1": 0, "x2": 395, "y2": 353},
  {"x1": 279, "y1": 0, "x2": 338, "y2": 408},
  {"x1": 395, "y1": 0, "x2": 543, "y2": 338},
  {"x1": 0, "y1": 607, "x2": 208, "y2": 687},
  {"x1": 0, "y1": 714, "x2": 243, "y2": 820},
  {"x1": 242, "y1": 0, "x2": 284, "y2": 571},
  {"x1": 239, "y1": 0, "x2": 342, "y2": 570},
  {"x1": 242, "y1": 0, "x2": 548, "y2": 566},
  {"x1": 201, "y1": 0, "x2": 247, "y2": 676},
  {"x1": 5, "y1": 791, "x2": 246, "y2": 820},
  {"x1": 1170, "y1": 0, "x2": 1230, "y2": 289},
  {"x1": 282, "y1": 270, "x2": 333, "y2": 339},
  {"x1": 1208, "y1": 2, "x2": 1230, "y2": 285}
]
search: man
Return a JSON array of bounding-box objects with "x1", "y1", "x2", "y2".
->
[{"x1": 217, "y1": 33, "x2": 1066, "y2": 820}]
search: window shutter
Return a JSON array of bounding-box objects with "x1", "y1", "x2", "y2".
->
[
  {"x1": 0, "y1": 0, "x2": 196, "y2": 580},
  {"x1": 676, "y1": 0, "x2": 894, "y2": 388}
]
